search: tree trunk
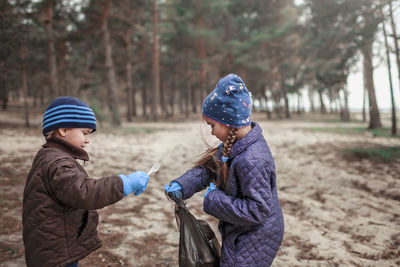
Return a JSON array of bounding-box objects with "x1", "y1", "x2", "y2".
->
[
  {"x1": 58, "y1": 17, "x2": 68, "y2": 96},
  {"x1": 0, "y1": 76, "x2": 8, "y2": 110},
  {"x1": 151, "y1": 0, "x2": 160, "y2": 121},
  {"x1": 263, "y1": 88, "x2": 272, "y2": 119},
  {"x1": 20, "y1": 45, "x2": 30, "y2": 128},
  {"x1": 185, "y1": 75, "x2": 191, "y2": 119},
  {"x1": 362, "y1": 86, "x2": 367, "y2": 122},
  {"x1": 308, "y1": 86, "x2": 315, "y2": 112},
  {"x1": 199, "y1": 39, "x2": 207, "y2": 108},
  {"x1": 329, "y1": 95, "x2": 334, "y2": 114},
  {"x1": 340, "y1": 86, "x2": 350, "y2": 122},
  {"x1": 124, "y1": 30, "x2": 133, "y2": 122},
  {"x1": 273, "y1": 92, "x2": 282, "y2": 119},
  {"x1": 42, "y1": 1, "x2": 59, "y2": 99},
  {"x1": 179, "y1": 84, "x2": 184, "y2": 115},
  {"x1": 383, "y1": 19, "x2": 397, "y2": 135},
  {"x1": 284, "y1": 92, "x2": 290, "y2": 118},
  {"x1": 160, "y1": 79, "x2": 166, "y2": 117},
  {"x1": 191, "y1": 81, "x2": 197, "y2": 113},
  {"x1": 362, "y1": 39, "x2": 382, "y2": 129},
  {"x1": 142, "y1": 83, "x2": 147, "y2": 118},
  {"x1": 101, "y1": 0, "x2": 121, "y2": 126},
  {"x1": 389, "y1": 0, "x2": 400, "y2": 97},
  {"x1": 318, "y1": 89, "x2": 327, "y2": 114},
  {"x1": 169, "y1": 78, "x2": 175, "y2": 116}
]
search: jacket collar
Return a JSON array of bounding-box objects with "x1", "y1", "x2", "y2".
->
[
  {"x1": 43, "y1": 136, "x2": 89, "y2": 161},
  {"x1": 228, "y1": 122, "x2": 262, "y2": 159}
]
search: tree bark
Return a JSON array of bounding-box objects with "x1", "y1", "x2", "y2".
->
[
  {"x1": 273, "y1": 92, "x2": 282, "y2": 119},
  {"x1": 362, "y1": 39, "x2": 382, "y2": 129},
  {"x1": 308, "y1": 86, "x2": 315, "y2": 112},
  {"x1": 318, "y1": 89, "x2": 327, "y2": 114},
  {"x1": 42, "y1": 0, "x2": 59, "y2": 99},
  {"x1": 142, "y1": 82, "x2": 147, "y2": 118},
  {"x1": 169, "y1": 78, "x2": 175, "y2": 116},
  {"x1": 20, "y1": 45, "x2": 30, "y2": 128},
  {"x1": 263, "y1": 89, "x2": 272, "y2": 119},
  {"x1": 101, "y1": 0, "x2": 121, "y2": 126},
  {"x1": 124, "y1": 30, "x2": 134, "y2": 122},
  {"x1": 195, "y1": 10, "x2": 206, "y2": 113},
  {"x1": 185, "y1": 73, "x2": 191, "y2": 119},
  {"x1": 284, "y1": 92, "x2": 290, "y2": 118},
  {"x1": 160, "y1": 79, "x2": 166, "y2": 116},
  {"x1": 0, "y1": 70, "x2": 8, "y2": 110},
  {"x1": 58, "y1": 17, "x2": 68, "y2": 96},
  {"x1": 383, "y1": 19, "x2": 397, "y2": 135},
  {"x1": 297, "y1": 92, "x2": 302, "y2": 114},
  {"x1": 362, "y1": 86, "x2": 367, "y2": 122},
  {"x1": 152, "y1": 0, "x2": 160, "y2": 121},
  {"x1": 389, "y1": 0, "x2": 400, "y2": 97},
  {"x1": 340, "y1": 85, "x2": 350, "y2": 122}
]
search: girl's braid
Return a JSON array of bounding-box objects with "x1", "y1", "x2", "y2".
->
[
  {"x1": 217, "y1": 127, "x2": 238, "y2": 190},
  {"x1": 223, "y1": 128, "x2": 238, "y2": 159}
]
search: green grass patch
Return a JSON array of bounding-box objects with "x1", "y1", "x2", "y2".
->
[
  {"x1": 343, "y1": 146, "x2": 400, "y2": 162},
  {"x1": 308, "y1": 127, "x2": 399, "y2": 138}
]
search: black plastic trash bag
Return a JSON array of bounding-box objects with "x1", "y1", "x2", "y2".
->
[{"x1": 167, "y1": 193, "x2": 221, "y2": 267}]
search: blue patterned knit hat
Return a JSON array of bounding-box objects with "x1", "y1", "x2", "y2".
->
[
  {"x1": 42, "y1": 96, "x2": 96, "y2": 135},
  {"x1": 202, "y1": 74, "x2": 252, "y2": 128}
]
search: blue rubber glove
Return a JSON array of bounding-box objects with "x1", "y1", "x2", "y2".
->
[
  {"x1": 164, "y1": 182, "x2": 183, "y2": 199},
  {"x1": 204, "y1": 182, "x2": 217, "y2": 198},
  {"x1": 118, "y1": 171, "x2": 149, "y2": 196}
]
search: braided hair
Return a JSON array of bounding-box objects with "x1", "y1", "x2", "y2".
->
[
  {"x1": 216, "y1": 128, "x2": 237, "y2": 190},
  {"x1": 194, "y1": 127, "x2": 238, "y2": 191}
]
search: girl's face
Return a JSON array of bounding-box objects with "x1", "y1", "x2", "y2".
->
[
  {"x1": 204, "y1": 116, "x2": 230, "y2": 142},
  {"x1": 57, "y1": 128, "x2": 93, "y2": 149}
]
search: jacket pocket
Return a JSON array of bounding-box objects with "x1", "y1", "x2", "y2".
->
[
  {"x1": 78, "y1": 211, "x2": 88, "y2": 238},
  {"x1": 78, "y1": 210, "x2": 99, "y2": 243}
]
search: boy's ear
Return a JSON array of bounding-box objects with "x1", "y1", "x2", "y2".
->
[{"x1": 57, "y1": 128, "x2": 68, "y2": 137}]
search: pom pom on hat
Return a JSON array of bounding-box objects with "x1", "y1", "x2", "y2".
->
[
  {"x1": 202, "y1": 73, "x2": 252, "y2": 128},
  {"x1": 42, "y1": 96, "x2": 96, "y2": 136}
]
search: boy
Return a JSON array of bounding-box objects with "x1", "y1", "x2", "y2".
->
[{"x1": 22, "y1": 96, "x2": 148, "y2": 267}]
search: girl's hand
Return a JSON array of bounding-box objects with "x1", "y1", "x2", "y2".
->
[
  {"x1": 164, "y1": 182, "x2": 183, "y2": 199},
  {"x1": 204, "y1": 182, "x2": 217, "y2": 198}
]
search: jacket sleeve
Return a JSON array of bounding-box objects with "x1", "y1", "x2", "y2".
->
[
  {"x1": 47, "y1": 158, "x2": 124, "y2": 210},
  {"x1": 203, "y1": 158, "x2": 272, "y2": 226},
  {"x1": 173, "y1": 166, "x2": 214, "y2": 200}
]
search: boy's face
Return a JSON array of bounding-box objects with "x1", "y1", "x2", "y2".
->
[
  {"x1": 204, "y1": 116, "x2": 230, "y2": 142},
  {"x1": 58, "y1": 128, "x2": 93, "y2": 149}
]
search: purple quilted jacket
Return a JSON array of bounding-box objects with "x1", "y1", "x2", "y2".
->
[{"x1": 174, "y1": 122, "x2": 284, "y2": 267}]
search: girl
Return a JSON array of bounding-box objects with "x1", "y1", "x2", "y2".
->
[{"x1": 165, "y1": 74, "x2": 284, "y2": 267}]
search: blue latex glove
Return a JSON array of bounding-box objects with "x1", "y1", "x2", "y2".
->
[
  {"x1": 204, "y1": 182, "x2": 217, "y2": 198},
  {"x1": 118, "y1": 171, "x2": 149, "y2": 196},
  {"x1": 164, "y1": 182, "x2": 183, "y2": 199}
]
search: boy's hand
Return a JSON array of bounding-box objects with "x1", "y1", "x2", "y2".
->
[{"x1": 118, "y1": 171, "x2": 149, "y2": 196}]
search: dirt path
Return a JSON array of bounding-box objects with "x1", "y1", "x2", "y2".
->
[{"x1": 0, "y1": 118, "x2": 399, "y2": 266}]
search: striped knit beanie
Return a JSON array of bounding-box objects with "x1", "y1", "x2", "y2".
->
[
  {"x1": 202, "y1": 73, "x2": 252, "y2": 128},
  {"x1": 42, "y1": 97, "x2": 96, "y2": 136}
]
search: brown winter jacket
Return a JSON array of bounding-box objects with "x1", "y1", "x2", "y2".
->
[{"x1": 22, "y1": 137, "x2": 124, "y2": 267}]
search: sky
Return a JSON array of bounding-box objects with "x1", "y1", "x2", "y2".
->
[
  {"x1": 347, "y1": 9, "x2": 400, "y2": 111},
  {"x1": 347, "y1": 54, "x2": 400, "y2": 111},
  {"x1": 292, "y1": 0, "x2": 400, "y2": 111}
]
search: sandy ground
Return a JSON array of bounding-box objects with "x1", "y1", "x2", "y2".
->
[{"x1": 0, "y1": 113, "x2": 399, "y2": 267}]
